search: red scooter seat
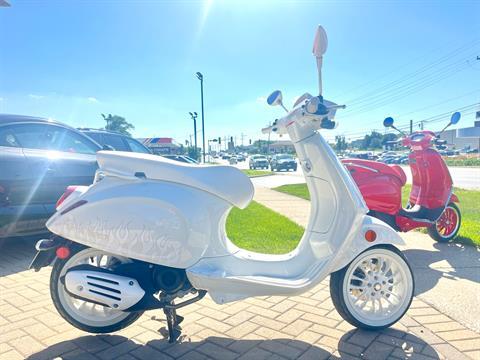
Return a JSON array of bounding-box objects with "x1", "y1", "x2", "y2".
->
[
  {"x1": 342, "y1": 159, "x2": 407, "y2": 186},
  {"x1": 389, "y1": 165, "x2": 407, "y2": 186}
]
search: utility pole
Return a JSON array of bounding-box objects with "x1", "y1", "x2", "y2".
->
[
  {"x1": 196, "y1": 72, "x2": 206, "y2": 163},
  {"x1": 240, "y1": 133, "x2": 246, "y2": 146},
  {"x1": 409, "y1": 120, "x2": 413, "y2": 134},
  {"x1": 189, "y1": 112, "x2": 198, "y2": 160}
]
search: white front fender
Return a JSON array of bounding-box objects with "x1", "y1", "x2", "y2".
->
[{"x1": 330, "y1": 215, "x2": 405, "y2": 272}]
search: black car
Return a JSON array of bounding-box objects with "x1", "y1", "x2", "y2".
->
[
  {"x1": 0, "y1": 114, "x2": 101, "y2": 239},
  {"x1": 79, "y1": 128, "x2": 151, "y2": 154},
  {"x1": 270, "y1": 154, "x2": 297, "y2": 171}
]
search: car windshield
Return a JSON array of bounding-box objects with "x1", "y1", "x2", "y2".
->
[{"x1": 277, "y1": 155, "x2": 293, "y2": 160}]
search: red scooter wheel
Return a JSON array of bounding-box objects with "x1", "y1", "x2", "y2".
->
[{"x1": 428, "y1": 203, "x2": 461, "y2": 242}]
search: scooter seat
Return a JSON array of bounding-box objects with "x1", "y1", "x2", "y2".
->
[
  {"x1": 399, "y1": 204, "x2": 444, "y2": 222},
  {"x1": 96, "y1": 151, "x2": 254, "y2": 209},
  {"x1": 342, "y1": 159, "x2": 407, "y2": 186},
  {"x1": 389, "y1": 165, "x2": 407, "y2": 186}
]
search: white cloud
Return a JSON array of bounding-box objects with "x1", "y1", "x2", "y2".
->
[
  {"x1": 256, "y1": 96, "x2": 267, "y2": 104},
  {"x1": 29, "y1": 94, "x2": 44, "y2": 100},
  {"x1": 87, "y1": 97, "x2": 99, "y2": 103},
  {"x1": 0, "y1": 97, "x2": 3, "y2": 101}
]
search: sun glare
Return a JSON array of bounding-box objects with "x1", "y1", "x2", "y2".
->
[{"x1": 198, "y1": 0, "x2": 214, "y2": 36}]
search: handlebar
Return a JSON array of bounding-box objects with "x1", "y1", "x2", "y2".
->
[{"x1": 262, "y1": 96, "x2": 345, "y2": 135}]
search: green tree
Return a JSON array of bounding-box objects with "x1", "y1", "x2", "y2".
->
[
  {"x1": 335, "y1": 135, "x2": 347, "y2": 152},
  {"x1": 101, "y1": 114, "x2": 135, "y2": 136},
  {"x1": 361, "y1": 131, "x2": 383, "y2": 149}
]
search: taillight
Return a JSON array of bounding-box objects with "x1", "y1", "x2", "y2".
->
[
  {"x1": 56, "y1": 246, "x2": 71, "y2": 259},
  {"x1": 56, "y1": 186, "x2": 79, "y2": 209}
]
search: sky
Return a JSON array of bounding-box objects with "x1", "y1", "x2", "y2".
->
[{"x1": 0, "y1": 0, "x2": 479, "y2": 147}]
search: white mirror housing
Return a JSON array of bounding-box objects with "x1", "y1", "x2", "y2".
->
[{"x1": 312, "y1": 25, "x2": 328, "y2": 58}]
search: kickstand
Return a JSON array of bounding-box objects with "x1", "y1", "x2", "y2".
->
[{"x1": 163, "y1": 303, "x2": 183, "y2": 343}]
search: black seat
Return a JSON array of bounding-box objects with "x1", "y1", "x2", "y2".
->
[{"x1": 399, "y1": 204, "x2": 444, "y2": 222}]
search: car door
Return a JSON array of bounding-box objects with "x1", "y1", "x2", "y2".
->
[
  {"x1": 101, "y1": 133, "x2": 129, "y2": 151},
  {"x1": 18, "y1": 124, "x2": 99, "y2": 216},
  {"x1": 0, "y1": 124, "x2": 47, "y2": 237},
  {"x1": 123, "y1": 137, "x2": 151, "y2": 154}
]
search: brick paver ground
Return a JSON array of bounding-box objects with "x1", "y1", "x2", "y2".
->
[{"x1": 1, "y1": 238, "x2": 479, "y2": 360}]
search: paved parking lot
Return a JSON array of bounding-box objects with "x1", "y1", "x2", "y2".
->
[{"x1": 1, "y1": 237, "x2": 479, "y2": 360}]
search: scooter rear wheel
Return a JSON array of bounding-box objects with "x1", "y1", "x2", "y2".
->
[
  {"x1": 428, "y1": 203, "x2": 461, "y2": 243},
  {"x1": 50, "y1": 246, "x2": 144, "y2": 333},
  {"x1": 330, "y1": 245, "x2": 414, "y2": 330}
]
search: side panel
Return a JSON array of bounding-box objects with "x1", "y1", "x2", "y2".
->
[
  {"x1": 329, "y1": 215, "x2": 405, "y2": 273},
  {"x1": 349, "y1": 171, "x2": 402, "y2": 215},
  {"x1": 46, "y1": 177, "x2": 232, "y2": 268}
]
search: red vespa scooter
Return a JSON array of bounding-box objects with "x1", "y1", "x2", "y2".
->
[{"x1": 342, "y1": 112, "x2": 462, "y2": 242}]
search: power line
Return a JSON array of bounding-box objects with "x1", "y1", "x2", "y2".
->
[
  {"x1": 342, "y1": 38, "x2": 480, "y2": 105},
  {"x1": 332, "y1": 36, "x2": 480, "y2": 100},
  {"x1": 339, "y1": 103, "x2": 479, "y2": 138},
  {"x1": 338, "y1": 57, "x2": 475, "y2": 118}
]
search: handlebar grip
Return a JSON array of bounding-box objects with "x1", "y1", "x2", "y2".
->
[{"x1": 261, "y1": 126, "x2": 273, "y2": 134}]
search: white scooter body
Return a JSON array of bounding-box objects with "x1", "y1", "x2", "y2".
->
[
  {"x1": 47, "y1": 108, "x2": 404, "y2": 305},
  {"x1": 41, "y1": 27, "x2": 413, "y2": 340}
]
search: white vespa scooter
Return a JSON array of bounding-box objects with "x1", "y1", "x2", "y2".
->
[{"x1": 31, "y1": 26, "x2": 414, "y2": 343}]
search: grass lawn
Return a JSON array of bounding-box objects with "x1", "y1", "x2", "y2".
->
[
  {"x1": 226, "y1": 201, "x2": 303, "y2": 254},
  {"x1": 274, "y1": 183, "x2": 480, "y2": 246},
  {"x1": 242, "y1": 169, "x2": 273, "y2": 177}
]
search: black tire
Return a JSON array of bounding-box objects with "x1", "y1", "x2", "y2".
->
[
  {"x1": 427, "y1": 203, "x2": 461, "y2": 243},
  {"x1": 50, "y1": 246, "x2": 143, "y2": 334},
  {"x1": 330, "y1": 244, "x2": 414, "y2": 330}
]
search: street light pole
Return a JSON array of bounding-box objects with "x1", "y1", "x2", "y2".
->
[
  {"x1": 189, "y1": 112, "x2": 198, "y2": 160},
  {"x1": 196, "y1": 72, "x2": 206, "y2": 163}
]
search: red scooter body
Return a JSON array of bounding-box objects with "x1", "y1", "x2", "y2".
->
[
  {"x1": 342, "y1": 130, "x2": 460, "y2": 237},
  {"x1": 341, "y1": 159, "x2": 405, "y2": 215}
]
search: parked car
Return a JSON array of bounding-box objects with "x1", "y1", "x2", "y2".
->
[
  {"x1": 249, "y1": 154, "x2": 269, "y2": 169},
  {"x1": 79, "y1": 128, "x2": 151, "y2": 154},
  {"x1": 0, "y1": 114, "x2": 101, "y2": 239},
  {"x1": 162, "y1": 155, "x2": 199, "y2": 164},
  {"x1": 228, "y1": 156, "x2": 238, "y2": 165},
  {"x1": 236, "y1": 154, "x2": 246, "y2": 162},
  {"x1": 270, "y1": 154, "x2": 297, "y2": 171}
]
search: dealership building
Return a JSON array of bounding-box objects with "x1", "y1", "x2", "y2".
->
[
  {"x1": 137, "y1": 137, "x2": 182, "y2": 155},
  {"x1": 438, "y1": 112, "x2": 480, "y2": 151}
]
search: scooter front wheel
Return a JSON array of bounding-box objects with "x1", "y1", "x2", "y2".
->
[
  {"x1": 50, "y1": 246, "x2": 144, "y2": 333},
  {"x1": 330, "y1": 245, "x2": 414, "y2": 330},
  {"x1": 428, "y1": 203, "x2": 461, "y2": 243}
]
